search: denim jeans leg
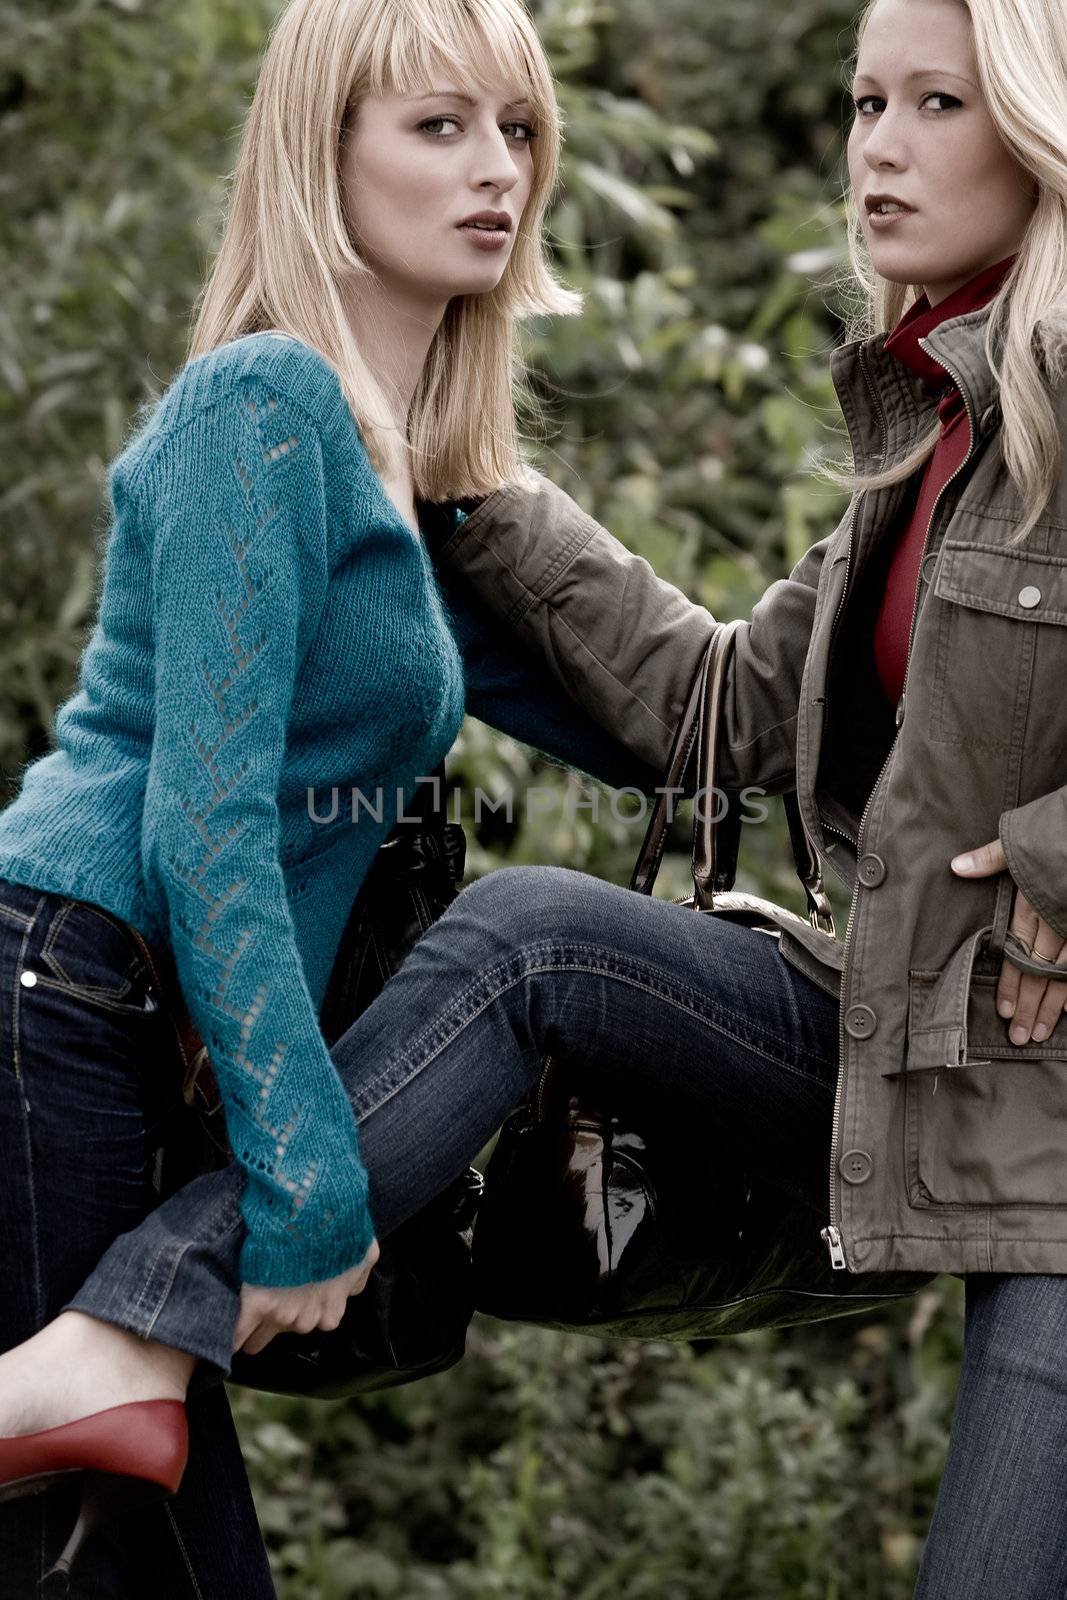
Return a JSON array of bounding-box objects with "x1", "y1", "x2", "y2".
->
[
  {"x1": 336, "y1": 864, "x2": 843, "y2": 1235},
  {"x1": 0, "y1": 881, "x2": 274, "y2": 1597},
  {"x1": 63, "y1": 1163, "x2": 246, "y2": 1386},
  {"x1": 913, "y1": 1272, "x2": 1067, "y2": 1599},
  {"x1": 65, "y1": 863, "x2": 842, "y2": 1387}
]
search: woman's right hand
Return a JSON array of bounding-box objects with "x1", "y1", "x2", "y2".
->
[{"x1": 232, "y1": 1237, "x2": 380, "y2": 1356}]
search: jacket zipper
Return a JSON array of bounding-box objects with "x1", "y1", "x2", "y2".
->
[
  {"x1": 534, "y1": 1052, "x2": 555, "y2": 1122},
  {"x1": 820, "y1": 336, "x2": 981, "y2": 1270}
]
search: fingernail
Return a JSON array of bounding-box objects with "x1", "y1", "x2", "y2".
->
[
  {"x1": 952, "y1": 854, "x2": 975, "y2": 872},
  {"x1": 1010, "y1": 1025, "x2": 1029, "y2": 1045},
  {"x1": 997, "y1": 999, "x2": 1015, "y2": 1018},
  {"x1": 1033, "y1": 1024, "x2": 1049, "y2": 1041}
]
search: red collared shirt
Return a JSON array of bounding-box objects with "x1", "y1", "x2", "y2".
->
[{"x1": 872, "y1": 255, "x2": 1015, "y2": 706}]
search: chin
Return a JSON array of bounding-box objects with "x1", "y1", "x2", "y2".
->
[
  {"x1": 866, "y1": 245, "x2": 934, "y2": 286},
  {"x1": 443, "y1": 271, "x2": 510, "y2": 300}
]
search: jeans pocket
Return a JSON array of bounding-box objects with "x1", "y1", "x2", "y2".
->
[{"x1": 35, "y1": 899, "x2": 157, "y2": 1017}]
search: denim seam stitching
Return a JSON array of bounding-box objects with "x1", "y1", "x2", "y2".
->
[
  {"x1": 394, "y1": 937, "x2": 831, "y2": 1072},
  {"x1": 40, "y1": 900, "x2": 144, "y2": 1001},
  {"x1": 132, "y1": 1204, "x2": 242, "y2": 1335},
  {"x1": 163, "y1": 1504, "x2": 207, "y2": 1600},
  {"x1": 25, "y1": 971, "x2": 153, "y2": 1019},
  {"x1": 356, "y1": 947, "x2": 835, "y2": 1120},
  {"x1": 10, "y1": 899, "x2": 47, "y2": 1324}
]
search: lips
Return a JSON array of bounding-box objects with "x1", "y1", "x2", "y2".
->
[
  {"x1": 457, "y1": 210, "x2": 513, "y2": 233},
  {"x1": 865, "y1": 193, "x2": 916, "y2": 217}
]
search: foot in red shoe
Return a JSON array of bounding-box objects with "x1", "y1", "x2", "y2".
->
[{"x1": 0, "y1": 1398, "x2": 189, "y2": 1587}]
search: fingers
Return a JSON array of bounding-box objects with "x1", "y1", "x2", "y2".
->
[
  {"x1": 239, "y1": 1321, "x2": 280, "y2": 1357},
  {"x1": 232, "y1": 1241, "x2": 380, "y2": 1355},
  {"x1": 951, "y1": 838, "x2": 1008, "y2": 877},
  {"x1": 1001, "y1": 898, "x2": 1067, "y2": 1046},
  {"x1": 1029, "y1": 968, "x2": 1067, "y2": 1042},
  {"x1": 997, "y1": 891, "x2": 1040, "y2": 1023}
]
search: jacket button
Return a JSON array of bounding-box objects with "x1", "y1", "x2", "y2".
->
[
  {"x1": 1018, "y1": 586, "x2": 1042, "y2": 609},
  {"x1": 845, "y1": 1004, "x2": 878, "y2": 1039},
  {"x1": 858, "y1": 853, "x2": 887, "y2": 887},
  {"x1": 839, "y1": 1149, "x2": 873, "y2": 1184}
]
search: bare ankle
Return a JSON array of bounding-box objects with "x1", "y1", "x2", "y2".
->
[{"x1": 48, "y1": 1311, "x2": 197, "y2": 1396}]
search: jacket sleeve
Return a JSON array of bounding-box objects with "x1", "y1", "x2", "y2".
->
[
  {"x1": 999, "y1": 791, "x2": 1067, "y2": 943},
  {"x1": 139, "y1": 386, "x2": 374, "y2": 1289},
  {"x1": 434, "y1": 471, "x2": 828, "y2": 792}
]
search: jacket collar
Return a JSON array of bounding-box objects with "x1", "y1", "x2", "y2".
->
[{"x1": 829, "y1": 300, "x2": 1002, "y2": 477}]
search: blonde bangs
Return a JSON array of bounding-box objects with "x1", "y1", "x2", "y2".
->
[
  {"x1": 361, "y1": 0, "x2": 559, "y2": 136},
  {"x1": 189, "y1": 0, "x2": 578, "y2": 499}
]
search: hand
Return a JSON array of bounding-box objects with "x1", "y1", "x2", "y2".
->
[
  {"x1": 951, "y1": 839, "x2": 1067, "y2": 1045},
  {"x1": 232, "y1": 1237, "x2": 380, "y2": 1357}
]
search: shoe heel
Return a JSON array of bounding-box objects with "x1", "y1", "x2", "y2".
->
[{"x1": 40, "y1": 1470, "x2": 169, "y2": 1587}]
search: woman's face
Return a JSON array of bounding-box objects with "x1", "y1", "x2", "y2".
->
[
  {"x1": 847, "y1": 0, "x2": 1036, "y2": 304},
  {"x1": 340, "y1": 78, "x2": 537, "y2": 311}
]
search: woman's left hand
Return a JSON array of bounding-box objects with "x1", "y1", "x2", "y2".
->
[
  {"x1": 951, "y1": 838, "x2": 1067, "y2": 1044},
  {"x1": 233, "y1": 1240, "x2": 380, "y2": 1357}
]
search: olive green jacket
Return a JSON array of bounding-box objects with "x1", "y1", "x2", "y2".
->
[{"x1": 436, "y1": 299, "x2": 1067, "y2": 1277}]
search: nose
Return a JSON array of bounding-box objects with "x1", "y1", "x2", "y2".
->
[
  {"x1": 862, "y1": 108, "x2": 908, "y2": 173},
  {"x1": 470, "y1": 126, "x2": 522, "y2": 196}
]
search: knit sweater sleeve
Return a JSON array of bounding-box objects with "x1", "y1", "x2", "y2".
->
[{"x1": 138, "y1": 378, "x2": 375, "y2": 1289}]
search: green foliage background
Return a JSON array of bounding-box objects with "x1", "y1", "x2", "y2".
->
[{"x1": 1, "y1": 1, "x2": 964, "y2": 1594}]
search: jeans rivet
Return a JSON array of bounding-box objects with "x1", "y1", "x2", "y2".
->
[{"x1": 19, "y1": 970, "x2": 38, "y2": 988}]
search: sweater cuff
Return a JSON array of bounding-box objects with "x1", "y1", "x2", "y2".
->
[{"x1": 237, "y1": 1146, "x2": 375, "y2": 1288}]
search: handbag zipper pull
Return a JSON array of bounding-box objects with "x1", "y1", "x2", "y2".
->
[{"x1": 820, "y1": 1225, "x2": 847, "y2": 1270}]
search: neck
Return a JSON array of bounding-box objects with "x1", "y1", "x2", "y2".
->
[{"x1": 343, "y1": 275, "x2": 448, "y2": 434}]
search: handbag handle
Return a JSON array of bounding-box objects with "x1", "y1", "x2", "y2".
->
[{"x1": 630, "y1": 623, "x2": 836, "y2": 935}]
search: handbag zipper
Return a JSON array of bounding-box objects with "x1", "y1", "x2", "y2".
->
[{"x1": 820, "y1": 336, "x2": 982, "y2": 1270}]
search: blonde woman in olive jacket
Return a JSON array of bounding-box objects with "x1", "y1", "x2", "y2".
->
[{"x1": 428, "y1": 1, "x2": 1067, "y2": 1593}]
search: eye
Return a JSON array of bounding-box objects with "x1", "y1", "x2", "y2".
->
[
  {"x1": 417, "y1": 115, "x2": 463, "y2": 137},
  {"x1": 852, "y1": 94, "x2": 884, "y2": 116},
  {"x1": 501, "y1": 120, "x2": 537, "y2": 145},
  {"x1": 921, "y1": 92, "x2": 962, "y2": 112}
]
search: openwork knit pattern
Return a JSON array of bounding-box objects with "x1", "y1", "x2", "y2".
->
[{"x1": 0, "y1": 334, "x2": 467, "y2": 1286}]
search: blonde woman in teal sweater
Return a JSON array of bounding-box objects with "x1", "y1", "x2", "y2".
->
[{"x1": 0, "y1": 0, "x2": 660, "y2": 1589}]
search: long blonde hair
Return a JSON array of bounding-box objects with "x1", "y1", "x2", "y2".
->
[
  {"x1": 187, "y1": 0, "x2": 580, "y2": 499},
  {"x1": 833, "y1": 0, "x2": 1067, "y2": 545}
]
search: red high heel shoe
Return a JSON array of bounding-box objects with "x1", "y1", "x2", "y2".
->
[{"x1": 0, "y1": 1398, "x2": 188, "y2": 1587}]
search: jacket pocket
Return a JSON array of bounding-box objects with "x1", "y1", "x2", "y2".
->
[
  {"x1": 927, "y1": 542, "x2": 1067, "y2": 753},
  {"x1": 902, "y1": 924, "x2": 1067, "y2": 1208}
]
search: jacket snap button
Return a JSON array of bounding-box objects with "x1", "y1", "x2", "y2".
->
[
  {"x1": 18, "y1": 970, "x2": 38, "y2": 988},
  {"x1": 839, "y1": 1149, "x2": 873, "y2": 1185},
  {"x1": 858, "y1": 853, "x2": 887, "y2": 887},
  {"x1": 1018, "y1": 586, "x2": 1042, "y2": 609},
  {"x1": 845, "y1": 1004, "x2": 878, "y2": 1039}
]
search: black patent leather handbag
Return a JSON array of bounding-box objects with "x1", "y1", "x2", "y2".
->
[
  {"x1": 471, "y1": 626, "x2": 932, "y2": 1337},
  {"x1": 151, "y1": 762, "x2": 483, "y2": 1398}
]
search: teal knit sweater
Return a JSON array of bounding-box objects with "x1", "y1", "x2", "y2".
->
[{"x1": 0, "y1": 332, "x2": 471, "y2": 1288}]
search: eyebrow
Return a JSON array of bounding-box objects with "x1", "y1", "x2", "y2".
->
[
  {"x1": 853, "y1": 68, "x2": 977, "y2": 89},
  {"x1": 405, "y1": 91, "x2": 534, "y2": 111}
]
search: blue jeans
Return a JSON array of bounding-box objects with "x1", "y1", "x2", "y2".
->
[
  {"x1": 5, "y1": 867, "x2": 1067, "y2": 1598},
  {"x1": 0, "y1": 881, "x2": 277, "y2": 1598}
]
